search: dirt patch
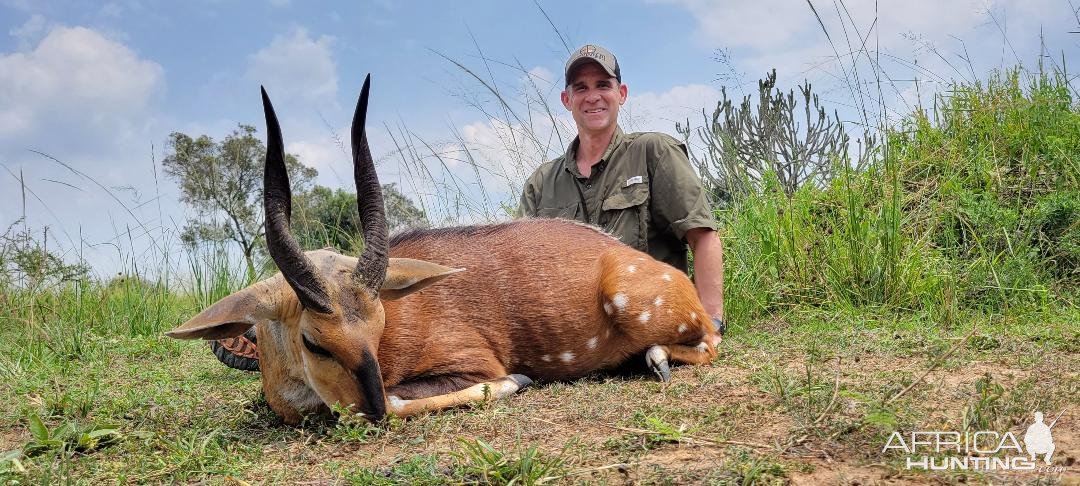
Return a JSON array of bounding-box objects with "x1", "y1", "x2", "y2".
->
[{"x1": 0, "y1": 427, "x2": 27, "y2": 451}]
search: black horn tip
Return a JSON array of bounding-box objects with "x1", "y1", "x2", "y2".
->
[
  {"x1": 352, "y1": 75, "x2": 372, "y2": 136},
  {"x1": 260, "y1": 86, "x2": 271, "y2": 107}
]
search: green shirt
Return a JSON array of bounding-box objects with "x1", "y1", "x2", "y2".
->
[{"x1": 519, "y1": 126, "x2": 717, "y2": 272}]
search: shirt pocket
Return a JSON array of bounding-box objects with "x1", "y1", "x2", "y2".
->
[
  {"x1": 536, "y1": 203, "x2": 579, "y2": 220},
  {"x1": 600, "y1": 182, "x2": 650, "y2": 251}
]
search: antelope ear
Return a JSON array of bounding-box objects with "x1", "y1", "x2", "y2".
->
[
  {"x1": 379, "y1": 257, "x2": 464, "y2": 301},
  {"x1": 166, "y1": 282, "x2": 280, "y2": 340}
]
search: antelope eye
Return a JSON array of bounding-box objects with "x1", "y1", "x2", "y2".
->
[{"x1": 302, "y1": 334, "x2": 332, "y2": 358}]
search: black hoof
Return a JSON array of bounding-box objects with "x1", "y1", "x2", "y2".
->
[
  {"x1": 650, "y1": 361, "x2": 672, "y2": 382},
  {"x1": 508, "y1": 374, "x2": 534, "y2": 389}
]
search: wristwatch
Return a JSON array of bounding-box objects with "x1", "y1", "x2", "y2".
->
[{"x1": 711, "y1": 316, "x2": 727, "y2": 336}]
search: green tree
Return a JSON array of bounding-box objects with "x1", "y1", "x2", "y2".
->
[
  {"x1": 163, "y1": 124, "x2": 317, "y2": 280},
  {"x1": 293, "y1": 183, "x2": 428, "y2": 253}
]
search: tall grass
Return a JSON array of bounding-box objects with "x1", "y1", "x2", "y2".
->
[{"x1": 720, "y1": 66, "x2": 1078, "y2": 326}]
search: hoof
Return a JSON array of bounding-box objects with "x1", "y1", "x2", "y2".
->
[
  {"x1": 507, "y1": 374, "x2": 534, "y2": 389},
  {"x1": 650, "y1": 360, "x2": 672, "y2": 382},
  {"x1": 645, "y1": 345, "x2": 672, "y2": 382}
]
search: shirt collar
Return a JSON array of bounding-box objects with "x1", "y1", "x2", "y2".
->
[{"x1": 562, "y1": 125, "x2": 625, "y2": 178}]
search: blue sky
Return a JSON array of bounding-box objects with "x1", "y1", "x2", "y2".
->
[{"x1": 1, "y1": 0, "x2": 1077, "y2": 277}]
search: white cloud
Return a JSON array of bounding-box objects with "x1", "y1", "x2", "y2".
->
[
  {"x1": 246, "y1": 27, "x2": 338, "y2": 110},
  {"x1": 527, "y1": 66, "x2": 556, "y2": 86},
  {"x1": 0, "y1": 25, "x2": 165, "y2": 153},
  {"x1": 9, "y1": 14, "x2": 46, "y2": 48},
  {"x1": 287, "y1": 137, "x2": 350, "y2": 184},
  {"x1": 0, "y1": 24, "x2": 173, "y2": 277},
  {"x1": 623, "y1": 83, "x2": 721, "y2": 134}
]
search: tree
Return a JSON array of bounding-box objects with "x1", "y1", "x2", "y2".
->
[
  {"x1": 382, "y1": 183, "x2": 429, "y2": 232},
  {"x1": 163, "y1": 124, "x2": 316, "y2": 280},
  {"x1": 293, "y1": 183, "x2": 428, "y2": 253},
  {"x1": 677, "y1": 69, "x2": 877, "y2": 202}
]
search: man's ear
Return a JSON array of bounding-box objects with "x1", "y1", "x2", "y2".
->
[
  {"x1": 561, "y1": 90, "x2": 571, "y2": 110},
  {"x1": 379, "y1": 258, "x2": 464, "y2": 301},
  {"x1": 619, "y1": 83, "x2": 628, "y2": 103},
  {"x1": 165, "y1": 281, "x2": 280, "y2": 340}
]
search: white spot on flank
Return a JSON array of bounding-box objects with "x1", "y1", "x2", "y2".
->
[
  {"x1": 541, "y1": 355, "x2": 552, "y2": 362},
  {"x1": 587, "y1": 336, "x2": 598, "y2": 349},
  {"x1": 639, "y1": 311, "x2": 651, "y2": 323},
  {"x1": 690, "y1": 312, "x2": 697, "y2": 321},
  {"x1": 612, "y1": 293, "x2": 629, "y2": 310},
  {"x1": 560, "y1": 351, "x2": 575, "y2": 363},
  {"x1": 696, "y1": 341, "x2": 709, "y2": 352},
  {"x1": 653, "y1": 296, "x2": 664, "y2": 307},
  {"x1": 667, "y1": 309, "x2": 673, "y2": 315},
  {"x1": 678, "y1": 323, "x2": 687, "y2": 333},
  {"x1": 627, "y1": 265, "x2": 636, "y2": 273},
  {"x1": 603, "y1": 301, "x2": 614, "y2": 315},
  {"x1": 637, "y1": 257, "x2": 645, "y2": 261},
  {"x1": 662, "y1": 273, "x2": 672, "y2": 282}
]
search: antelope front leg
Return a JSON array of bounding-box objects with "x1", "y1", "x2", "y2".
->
[
  {"x1": 645, "y1": 342, "x2": 719, "y2": 382},
  {"x1": 385, "y1": 374, "x2": 533, "y2": 418}
]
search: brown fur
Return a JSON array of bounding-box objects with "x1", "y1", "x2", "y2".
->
[{"x1": 378, "y1": 219, "x2": 717, "y2": 388}]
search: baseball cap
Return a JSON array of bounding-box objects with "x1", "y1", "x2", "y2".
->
[{"x1": 564, "y1": 44, "x2": 621, "y2": 86}]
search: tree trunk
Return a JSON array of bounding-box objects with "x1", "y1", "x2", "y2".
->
[{"x1": 243, "y1": 247, "x2": 257, "y2": 284}]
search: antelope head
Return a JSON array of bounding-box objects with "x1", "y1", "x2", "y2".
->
[{"x1": 166, "y1": 76, "x2": 462, "y2": 424}]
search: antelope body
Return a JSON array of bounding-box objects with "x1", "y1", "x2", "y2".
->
[{"x1": 167, "y1": 76, "x2": 722, "y2": 424}]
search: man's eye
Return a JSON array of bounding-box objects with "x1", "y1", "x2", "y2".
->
[{"x1": 302, "y1": 334, "x2": 332, "y2": 357}]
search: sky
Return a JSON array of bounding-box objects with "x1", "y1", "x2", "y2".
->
[{"x1": 1, "y1": 0, "x2": 1077, "y2": 278}]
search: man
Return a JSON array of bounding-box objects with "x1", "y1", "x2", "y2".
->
[{"x1": 519, "y1": 44, "x2": 726, "y2": 331}]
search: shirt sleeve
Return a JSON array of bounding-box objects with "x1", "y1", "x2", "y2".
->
[
  {"x1": 517, "y1": 169, "x2": 542, "y2": 218},
  {"x1": 646, "y1": 134, "x2": 718, "y2": 240}
]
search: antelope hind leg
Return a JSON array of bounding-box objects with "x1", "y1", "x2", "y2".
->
[{"x1": 385, "y1": 374, "x2": 533, "y2": 418}]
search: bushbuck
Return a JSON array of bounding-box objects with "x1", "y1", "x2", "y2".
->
[{"x1": 166, "y1": 76, "x2": 723, "y2": 424}]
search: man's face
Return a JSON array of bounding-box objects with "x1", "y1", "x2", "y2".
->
[{"x1": 562, "y1": 63, "x2": 628, "y2": 137}]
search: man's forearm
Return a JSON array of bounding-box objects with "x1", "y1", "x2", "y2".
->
[{"x1": 686, "y1": 228, "x2": 724, "y2": 319}]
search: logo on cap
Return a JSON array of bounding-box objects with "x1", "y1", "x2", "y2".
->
[{"x1": 579, "y1": 44, "x2": 606, "y2": 61}]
